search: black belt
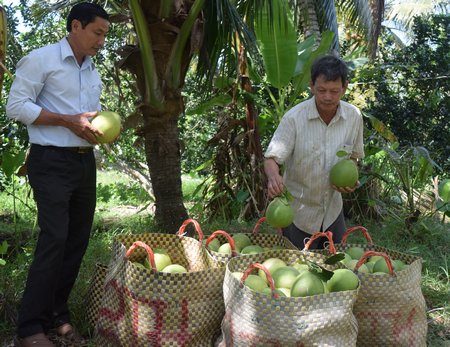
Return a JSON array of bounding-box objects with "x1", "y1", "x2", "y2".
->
[{"x1": 32, "y1": 144, "x2": 93, "y2": 154}]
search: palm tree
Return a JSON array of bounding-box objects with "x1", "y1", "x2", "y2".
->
[{"x1": 38, "y1": 0, "x2": 381, "y2": 232}]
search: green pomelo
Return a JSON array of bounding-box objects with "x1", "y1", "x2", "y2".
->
[
  {"x1": 144, "y1": 252, "x2": 172, "y2": 272},
  {"x1": 365, "y1": 262, "x2": 375, "y2": 273},
  {"x1": 206, "y1": 238, "x2": 221, "y2": 252},
  {"x1": 330, "y1": 159, "x2": 358, "y2": 188},
  {"x1": 346, "y1": 247, "x2": 365, "y2": 260},
  {"x1": 393, "y1": 259, "x2": 407, "y2": 271},
  {"x1": 258, "y1": 258, "x2": 287, "y2": 282},
  {"x1": 272, "y1": 266, "x2": 301, "y2": 289},
  {"x1": 341, "y1": 253, "x2": 352, "y2": 264},
  {"x1": 91, "y1": 111, "x2": 121, "y2": 143},
  {"x1": 244, "y1": 274, "x2": 269, "y2": 292},
  {"x1": 266, "y1": 197, "x2": 294, "y2": 228},
  {"x1": 439, "y1": 179, "x2": 450, "y2": 203},
  {"x1": 326, "y1": 269, "x2": 359, "y2": 292},
  {"x1": 277, "y1": 287, "x2": 291, "y2": 297},
  {"x1": 217, "y1": 242, "x2": 240, "y2": 255},
  {"x1": 290, "y1": 271, "x2": 325, "y2": 297},
  {"x1": 241, "y1": 244, "x2": 264, "y2": 255},
  {"x1": 373, "y1": 258, "x2": 392, "y2": 274},
  {"x1": 161, "y1": 264, "x2": 188, "y2": 273},
  {"x1": 232, "y1": 233, "x2": 252, "y2": 250},
  {"x1": 292, "y1": 263, "x2": 309, "y2": 273},
  {"x1": 345, "y1": 259, "x2": 369, "y2": 273},
  {"x1": 261, "y1": 287, "x2": 287, "y2": 297},
  {"x1": 368, "y1": 255, "x2": 384, "y2": 263}
]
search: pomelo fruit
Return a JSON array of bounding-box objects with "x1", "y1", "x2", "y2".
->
[
  {"x1": 368, "y1": 255, "x2": 384, "y2": 263},
  {"x1": 365, "y1": 261, "x2": 375, "y2": 273},
  {"x1": 439, "y1": 179, "x2": 450, "y2": 203},
  {"x1": 277, "y1": 287, "x2": 291, "y2": 297},
  {"x1": 232, "y1": 233, "x2": 252, "y2": 250},
  {"x1": 161, "y1": 264, "x2": 188, "y2": 273},
  {"x1": 272, "y1": 266, "x2": 301, "y2": 289},
  {"x1": 393, "y1": 259, "x2": 407, "y2": 271},
  {"x1": 244, "y1": 274, "x2": 269, "y2": 292},
  {"x1": 241, "y1": 244, "x2": 264, "y2": 255},
  {"x1": 91, "y1": 111, "x2": 121, "y2": 143},
  {"x1": 206, "y1": 238, "x2": 221, "y2": 252},
  {"x1": 290, "y1": 271, "x2": 325, "y2": 297},
  {"x1": 292, "y1": 262, "x2": 309, "y2": 273},
  {"x1": 330, "y1": 159, "x2": 358, "y2": 188},
  {"x1": 346, "y1": 247, "x2": 365, "y2": 260},
  {"x1": 261, "y1": 287, "x2": 287, "y2": 297},
  {"x1": 326, "y1": 269, "x2": 359, "y2": 292},
  {"x1": 266, "y1": 197, "x2": 294, "y2": 228},
  {"x1": 341, "y1": 253, "x2": 352, "y2": 264},
  {"x1": 258, "y1": 258, "x2": 287, "y2": 282},
  {"x1": 133, "y1": 261, "x2": 147, "y2": 270},
  {"x1": 373, "y1": 258, "x2": 392, "y2": 274},
  {"x1": 144, "y1": 252, "x2": 172, "y2": 271},
  {"x1": 217, "y1": 242, "x2": 240, "y2": 255},
  {"x1": 345, "y1": 259, "x2": 369, "y2": 273}
]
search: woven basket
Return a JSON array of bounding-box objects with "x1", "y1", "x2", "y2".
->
[
  {"x1": 204, "y1": 217, "x2": 298, "y2": 265},
  {"x1": 221, "y1": 248, "x2": 359, "y2": 346},
  {"x1": 94, "y1": 219, "x2": 225, "y2": 346},
  {"x1": 317, "y1": 226, "x2": 427, "y2": 346}
]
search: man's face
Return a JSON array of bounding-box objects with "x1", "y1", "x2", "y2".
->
[
  {"x1": 310, "y1": 75, "x2": 347, "y2": 114},
  {"x1": 71, "y1": 16, "x2": 109, "y2": 57}
]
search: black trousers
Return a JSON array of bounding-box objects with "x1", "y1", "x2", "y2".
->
[
  {"x1": 17, "y1": 144, "x2": 96, "y2": 338},
  {"x1": 282, "y1": 210, "x2": 346, "y2": 250}
]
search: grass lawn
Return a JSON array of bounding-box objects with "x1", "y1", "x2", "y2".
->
[{"x1": 0, "y1": 169, "x2": 448, "y2": 346}]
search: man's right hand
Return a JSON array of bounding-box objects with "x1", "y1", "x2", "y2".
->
[
  {"x1": 66, "y1": 111, "x2": 103, "y2": 144},
  {"x1": 264, "y1": 158, "x2": 285, "y2": 198}
]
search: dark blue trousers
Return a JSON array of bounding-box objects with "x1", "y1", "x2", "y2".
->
[{"x1": 17, "y1": 144, "x2": 96, "y2": 338}]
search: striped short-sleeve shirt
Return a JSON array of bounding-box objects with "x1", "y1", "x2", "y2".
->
[{"x1": 264, "y1": 96, "x2": 364, "y2": 235}]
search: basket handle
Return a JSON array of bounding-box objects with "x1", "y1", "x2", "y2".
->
[
  {"x1": 252, "y1": 216, "x2": 283, "y2": 235},
  {"x1": 126, "y1": 241, "x2": 157, "y2": 273},
  {"x1": 177, "y1": 218, "x2": 204, "y2": 241},
  {"x1": 341, "y1": 226, "x2": 373, "y2": 246},
  {"x1": 355, "y1": 251, "x2": 395, "y2": 276},
  {"x1": 303, "y1": 231, "x2": 336, "y2": 254},
  {"x1": 240, "y1": 263, "x2": 278, "y2": 299},
  {"x1": 205, "y1": 230, "x2": 238, "y2": 256}
]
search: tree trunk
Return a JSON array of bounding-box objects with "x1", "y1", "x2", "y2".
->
[{"x1": 141, "y1": 99, "x2": 189, "y2": 232}]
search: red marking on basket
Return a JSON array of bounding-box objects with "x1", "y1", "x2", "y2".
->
[
  {"x1": 98, "y1": 279, "x2": 192, "y2": 346},
  {"x1": 355, "y1": 307, "x2": 418, "y2": 343}
]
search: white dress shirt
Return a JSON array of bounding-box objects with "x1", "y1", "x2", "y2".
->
[
  {"x1": 265, "y1": 96, "x2": 365, "y2": 234},
  {"x1": 6, "y1": 37, "x2": 102, "y2": 147}
]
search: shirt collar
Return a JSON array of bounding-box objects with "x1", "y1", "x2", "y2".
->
[
  {"x1": 307, "y1": 96, "x2": 346, "y2": 122},
  {"x1": 60, "y1": 37, "x2": 95, "y2": 71}
]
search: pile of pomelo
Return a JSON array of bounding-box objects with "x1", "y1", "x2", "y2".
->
[
  {"x1": 234, "y1": 257, "x2": 359, "y2": 297},
  {"x1": 133, "y1": 247, "x2": 188, "y2": 273},
  {"x1": 340, "y1": 247, "x2": 408, "y2": 274},
  {"x1": 205, "y1": 232, "x2": 285, "y2": 255}
]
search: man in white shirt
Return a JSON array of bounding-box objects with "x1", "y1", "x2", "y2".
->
[
  {"x1": 264, "y1": 55, "x2": 364, "y2": 250},
  {"x1": 6, "y1": 3, "x2": 109, "y2": 346}
]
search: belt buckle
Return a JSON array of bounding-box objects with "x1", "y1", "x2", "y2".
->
[{"x1": 77, "y1": 147, "x2": 91, "y2": 154}]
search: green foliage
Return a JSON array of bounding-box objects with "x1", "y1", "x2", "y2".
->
[{"x1": 352, "y1": 14, "x2": 450, "y2": 172}]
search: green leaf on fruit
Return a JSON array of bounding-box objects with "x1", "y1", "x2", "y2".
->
[
  {"x1": 324, "y1": 253, "x2": 346, "y2": 265},
  {"x1": 336, "y1": 150, "x2": 349, "y2": 158}
]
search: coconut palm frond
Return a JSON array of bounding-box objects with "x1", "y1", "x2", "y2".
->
[{"x1": 316, "y1": 0, "x2": 340, "y2": 52}]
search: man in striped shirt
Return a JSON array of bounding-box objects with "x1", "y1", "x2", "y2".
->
[{"x1": 264, "y1": 55, "x2": 364, "y2": 250}]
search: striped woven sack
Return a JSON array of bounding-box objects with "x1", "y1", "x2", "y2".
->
[
  {"x1": 85, "y1": 262, "x2": 108, "y2": 329},
  {"x1": 94, "y1": 219, "x2": 225, "y2": 346},
  {"x1": 221, "y1": 245, "x2": 359, "y2": 347},
  {"x1": 204, "y1": 217, "x2": 298, "y2": 265},
  {"x1": 317, "y1": 226, "x2": 427, "y2": 347}
]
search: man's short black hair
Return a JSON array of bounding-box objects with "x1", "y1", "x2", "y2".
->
[
  {"x1": 66, "y1": 2, "x2": 109, "y2": 32},
  {"x1": 311, "y1": 55, "x2": 348, "y2": 86}
]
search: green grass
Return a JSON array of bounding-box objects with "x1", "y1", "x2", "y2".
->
[{"x1": 0, "y1": 170, "x2": 449, "y2": 346}]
